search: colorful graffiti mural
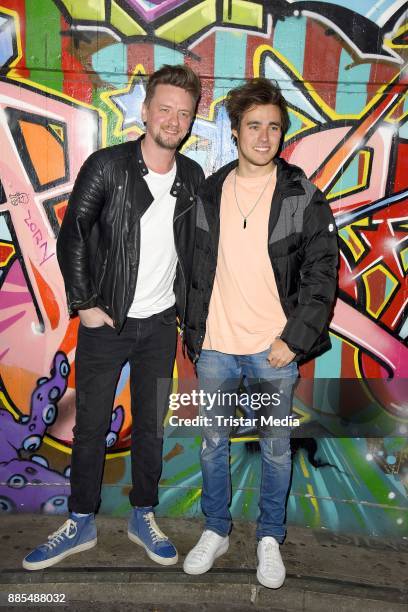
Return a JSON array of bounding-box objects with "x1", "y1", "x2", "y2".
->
[{"x1": 0, "y1": 0, "x2": 407, "y2": 536}]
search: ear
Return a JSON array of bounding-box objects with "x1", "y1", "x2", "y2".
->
[{"x1": 231, "y1": 128, "x2": 238, "y2": 145}]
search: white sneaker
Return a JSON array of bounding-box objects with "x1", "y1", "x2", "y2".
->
[
  {"x1": 256, "y1": 536, "x2": 286, "y2": 589},
  {"x1": 183, "y1": 530, "x2": 229, "y2": 575}
]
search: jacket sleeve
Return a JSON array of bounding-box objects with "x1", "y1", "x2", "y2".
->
[
  {"x1": 56, "y1": 152, "x2": 105, "y2": 313},
  {"x1": 280, "y1": 190, "x2": 338, "y2": 356}
]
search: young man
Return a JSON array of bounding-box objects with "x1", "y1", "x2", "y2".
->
[
  {"x1": 183, "y1": 78, "x2": 338, "y2": 588},
  {"x1": 23, "y1": 65, "x2": 204, "y2": 570}
]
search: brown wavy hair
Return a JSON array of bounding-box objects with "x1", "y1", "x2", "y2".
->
[
  {"x1": 145, "y1": 64, "x2": 201, "y2": 106},
  {"x1": 225, "y1": 78, "x2": 290, "y2": 135}
]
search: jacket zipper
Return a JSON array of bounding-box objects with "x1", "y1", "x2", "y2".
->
[
  {"x1": 173, "y1": 224, "x2": 187, "y2": 332},
  {"x1": 118, "y1": 168, "x2": 135, "y2": 330},
  {"x1": 173, "y1": 189, "x2": 195, "y2": 333},
  {"x1": 97, "y1": 257, "x2": 108, "y2": 293}
]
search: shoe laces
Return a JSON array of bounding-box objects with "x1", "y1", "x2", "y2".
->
[
  {"x1": 191, "y1": 530, "x2": 219, "y2": 559},
  {"x1": 260, "y1": 539, "x2": 280, "y2": 570},
  {"x1": 44, "y1": 519, "x2": 77, "y2": 550},
  {"x1": 143, "y1": 512, "x2": 167, "y2": 543}
]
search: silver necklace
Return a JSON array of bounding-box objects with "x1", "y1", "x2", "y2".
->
[{"x1": 233, "y1": 168, "x2": 275, "y2": 229}]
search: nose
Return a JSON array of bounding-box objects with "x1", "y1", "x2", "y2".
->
[
  {"x1": 259, "y1": 127, "x2": 269, "y2": 142},
  {"x1": 168, "y1": 110, "x2": 179, "y2": 127}
]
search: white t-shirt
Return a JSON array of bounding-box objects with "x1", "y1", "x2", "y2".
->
[{"x1": 127, "y1": 164, "x2": 177, "y2": 318}]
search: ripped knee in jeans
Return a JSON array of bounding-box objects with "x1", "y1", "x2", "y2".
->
[{"x1": 200, "y1": 433, "x2": 229, "y2": 459}]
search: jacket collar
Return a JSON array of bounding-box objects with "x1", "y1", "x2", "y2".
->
[
  {"x1": 274, "y1": 157, "x2": 306, "y2": 196},
  {"x1": 134, "y1": 134, "x2": 149, "y2": 177},
  {"x1": 201, "y1": 156, "x2": 306, "y2": 205},
  {"x1": 134, "y1": 135, "x2": 187, "y2": 199}
]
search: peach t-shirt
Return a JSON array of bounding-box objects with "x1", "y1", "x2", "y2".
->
[{"x1": 202, "y1": 168, "x2": 287, "y2": 354}]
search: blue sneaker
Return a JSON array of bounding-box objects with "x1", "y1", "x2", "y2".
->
[
  {"x1": 23, "y1": 514, "x2": 97, "y2": 570},
  {"x1": 128, "y1": 507, "x2": 178, "y2": 565}
]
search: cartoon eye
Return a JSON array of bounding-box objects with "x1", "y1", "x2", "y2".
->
[
  {"x1": 42, "y1": 495, "x2": 68, "y2": 514},
  {"x1": 42, "y1": 403, "x2": 57, "y2": 425},
  {"x1": 0, "y1": 496, "x2": 16, "y2": 513},
  {"x1": 7, "y1": 474, "x2": 27, "y2": 489},
  {"x1": 105, "y1": 432, "x2": 118, "y2": 448},
  {"x1": 22, "y1": 435, "x2": 42, "y2": 451},
  {"x1": 59, "y1": 360, "x2": 70, "y2": 377},
  {"x1": 31, "y1": 455, "x2": 49, "y2": 468},
  {"x1": 37, "y1": 377, "x2": 48, "y2": 386},
  {"x1": 20, "y1": 415, "x2": 30, "y2": 424},
  {"x1": 63, "y1": 466, "x2": 71, "y2": 478},
  {"x1": 48, "y1": 386, "x2": 60, "y2": 401}
]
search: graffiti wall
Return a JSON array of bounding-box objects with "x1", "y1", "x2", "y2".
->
[{"x1": 0, "y1": 0, "x2": 407, "y2": 536}]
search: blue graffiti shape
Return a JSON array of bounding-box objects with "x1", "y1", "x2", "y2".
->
[
  {"x1": 109, "y1": 75, "x2": 146, "y2": 132},
  {"x1": 0, "y1": 12, "x2": 18, "y2": 70},
  {"x1": 192, "y1": 104, "x2": 237, "y2": 174}
]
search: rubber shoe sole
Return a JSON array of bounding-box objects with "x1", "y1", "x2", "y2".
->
[
  {"x1": 183, "y1": 538, "x2": 229, "y2": 575},
  {"x1": 128, "y1": 531, "x2": 178, "y2": 566},
  {"x1": 22, "y1": 538, "x2": 97, "y2": 571},
  {"x1": 256, "y1": 566, "x2": 285, "y2": 589}
]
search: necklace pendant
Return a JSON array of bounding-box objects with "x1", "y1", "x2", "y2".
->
[{"x1": 243, "y1": 218, "x2": 247, "y2": 229}]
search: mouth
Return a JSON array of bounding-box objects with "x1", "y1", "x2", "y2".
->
[{"x1": 254, "y1": 146, "x2": 271, "y2": 153}]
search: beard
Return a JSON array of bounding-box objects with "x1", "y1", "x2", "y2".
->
[{"x1": 150, "y1": 127, "x2": 185, "y2": 151}]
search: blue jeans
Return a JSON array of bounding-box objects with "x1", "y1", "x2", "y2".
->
[{"x1": 196, "y1": 348, "x2": 298, "y2": 543}]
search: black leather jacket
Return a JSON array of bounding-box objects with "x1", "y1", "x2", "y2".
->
[
  {"x1": 185, "y1": 157, "x2": 338, "y2": 363},
  {"x1": 57, "y1": 137, "x2": 204, "y2": 331}
]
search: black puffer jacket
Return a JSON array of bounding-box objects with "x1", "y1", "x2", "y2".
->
[
  {"x1": 184, "y1": 157, "x2": 338, "y2": 363},
  {"x1": 57, "y1": 137, "x2": 204, "y2": 331}
]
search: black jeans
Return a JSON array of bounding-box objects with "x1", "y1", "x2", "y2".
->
[{"x1": 68, "y1": 306, "x2": 177, "y2": 513}]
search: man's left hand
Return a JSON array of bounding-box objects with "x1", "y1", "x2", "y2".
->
[{"x1": 267, "y1": 338, "x2": 296, "y2": 368}]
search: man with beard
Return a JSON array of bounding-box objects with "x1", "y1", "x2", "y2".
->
[{"x1": 23, "y1": 65, "x2": 203, "y2": 570}]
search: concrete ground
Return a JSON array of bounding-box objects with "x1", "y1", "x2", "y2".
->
[{"x1": 0, "y1": 515, "x2": 407, "y2": 611}]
